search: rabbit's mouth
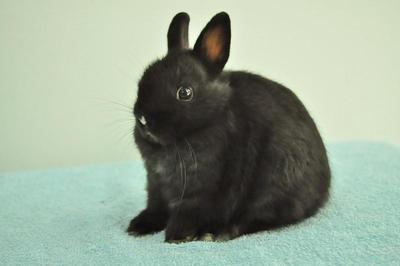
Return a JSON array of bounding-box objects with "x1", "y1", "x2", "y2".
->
[
  {"x1": 143, "y1": 130, "x2": 159, "y2": 143},
  {"x1": 134, "y1": 112, "x2": 180, "y2": 146},
  {"x1": 136, "y1": 123, "x2": 161, "y2": 144},
  {"x1": 136, "y1": 121, "x2": 175, "y2": 146}
]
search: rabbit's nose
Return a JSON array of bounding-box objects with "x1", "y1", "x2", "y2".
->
[{"x1": 138, "y1": 115, "x2": 147, "y2": 126}]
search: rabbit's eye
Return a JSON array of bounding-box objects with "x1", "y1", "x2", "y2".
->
[{"x1": 176, "y1": 86, "x2": 194, "y2": 101}]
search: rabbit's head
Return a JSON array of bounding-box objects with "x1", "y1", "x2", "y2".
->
[{"x1": 134, "y1": 12, "x2": 232, "y2": 145}]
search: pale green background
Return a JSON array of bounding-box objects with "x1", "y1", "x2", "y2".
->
[{"x1": 1, "y1": 0, "x2": 399, "y2": 172}]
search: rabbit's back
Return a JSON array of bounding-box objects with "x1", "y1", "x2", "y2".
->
[{"x1": 226, "y1": 71, "x2": 330, "y2": 226}]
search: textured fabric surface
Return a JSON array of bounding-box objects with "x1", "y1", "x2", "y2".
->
[{"x1": 1, "y1": 142, "x2": 399, "y2": 265}]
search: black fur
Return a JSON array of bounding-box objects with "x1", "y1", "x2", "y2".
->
[
  {"x1": 167, "y1": 12, "x2": 189, "y2": 51},
  {"x1": 127, "y1": 12, "x2": 330, "y2": 243}
]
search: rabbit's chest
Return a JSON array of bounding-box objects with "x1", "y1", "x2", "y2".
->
[
  {"x1": 149, "y1": 153, "x2": 177, "y2": 184},
  {"x1": 140, "y1": 137, "x2": 223, "y2": 209},
  {"x1": 146, "y1": 148, "x2": 196, "y2": 207}
]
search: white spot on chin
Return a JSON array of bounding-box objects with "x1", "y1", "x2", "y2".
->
[
  {"x1": 154, "y1": 161, "x2": 165, "y2": 174},
  {"x1": 139, "y1": 115, "x2": 147, "y2": 125}
]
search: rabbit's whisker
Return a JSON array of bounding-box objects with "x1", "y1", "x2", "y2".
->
[
  {"x1": 184, "y1": 138, "x2": 197, "y2": 180},
  {"x1": 175, "y1": 143, "x2": 187, "y2": 211}
]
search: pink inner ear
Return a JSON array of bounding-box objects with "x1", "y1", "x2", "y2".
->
[{"x1": 204, "y1": 27, "x2": 224, "y2": 62}]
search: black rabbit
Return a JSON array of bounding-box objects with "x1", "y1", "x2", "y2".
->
[{"x1": 127, "y1": 12, "x2": 330, "y2": 243}]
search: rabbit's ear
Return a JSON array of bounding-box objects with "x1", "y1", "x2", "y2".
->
[
  {"x1": 168, "y1": 12, "x2": 190, "y2": 51},
  {"x1": 193, "y1": 12, "x2": 231, "y2": 74}
]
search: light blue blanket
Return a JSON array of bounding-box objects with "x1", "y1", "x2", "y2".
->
[{"x1": 1, "y1": 142, "x2": 399, "y2": 265}]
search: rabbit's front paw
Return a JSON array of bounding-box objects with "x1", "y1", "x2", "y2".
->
[
  {"x1": 165, "y1": 216, "x2": 199, "y2": 243},
  {"x1": 127, "y1": 209, "x2": 167, "y2": 236}
]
